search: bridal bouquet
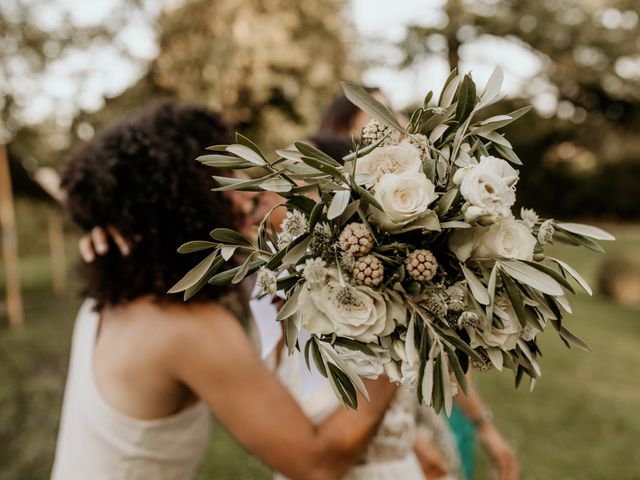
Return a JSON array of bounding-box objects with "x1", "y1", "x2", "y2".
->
[{"x1": 171, "y1": 68, "x2": 614, "y2": 412}]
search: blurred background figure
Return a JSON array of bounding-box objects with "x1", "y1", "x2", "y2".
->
[{"x1": 1, "y1": 0, "x2": 639, "y2": 478}]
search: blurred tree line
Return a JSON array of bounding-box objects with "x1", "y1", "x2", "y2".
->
[
  {"x1": 2, "y1": 0, "x2": 639, "y2": 219},
  {"x1": 401, "y1": 0, "x2": 640, "y2": 220},
  {"x1": 2, "y1": 0, "x2": 352, "y2": 194}
]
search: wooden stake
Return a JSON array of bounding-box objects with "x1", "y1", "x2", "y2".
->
[{"x1": 0, "y1": 117, "x2": 24, "y2": 327}]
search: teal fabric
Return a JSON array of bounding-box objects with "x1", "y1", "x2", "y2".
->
[{"x1": 447, "y1": 404, "x2": 476, "y2": 480}]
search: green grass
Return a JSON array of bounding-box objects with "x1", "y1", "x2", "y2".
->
[
  {"x1": 475, "y1": 294, "x2": 640, "y2": 480},
  {"x1": 1, "y1": 222, "x2": 638, "y2": 479}
]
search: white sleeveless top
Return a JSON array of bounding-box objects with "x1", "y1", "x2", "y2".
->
[{"x1": 52, "y1": 300, "x2": 211, "y2": 480}]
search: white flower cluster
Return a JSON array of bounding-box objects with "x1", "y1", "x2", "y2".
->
[
  {"x1": 453, "y1": 155, "x2": 518, "y2": 225},
  {"x1": 256, "y1": 267, "x2": 278, "y2": 298},
  {"x1": 361, "y1": 119, "x2": 402, "y2": 147},
  {"x1": 303, "y1": 257, "x2": 327, "y2": 285},
  {"x1": 354, "y1": 141, "x2": 438, "y2": 232},
  {"x1": 278, "y1": 209, "x2": 307, "y2": 248}
]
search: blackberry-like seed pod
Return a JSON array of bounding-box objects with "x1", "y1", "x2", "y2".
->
[
  {"x1": 353, "y1": 254, "x2": 384, "y2": 287},
  {"x1": 406, "y1": 249, "x2": 438, "y2": 282},
  {"x1": 339, "y1": 223, "x2": 373, "y2": 257}
]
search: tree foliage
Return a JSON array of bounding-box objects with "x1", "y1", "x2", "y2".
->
[
  {"x1": 399, "y1": 0, "x2": 640, "y2": 218},
  {"x1": 153, "y1": 0, "x2": 355, "y2": 149}
]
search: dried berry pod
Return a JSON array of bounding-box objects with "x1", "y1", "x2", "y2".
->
[
  {"x1": 353, "y1": 254, "x2": 384, "y2": 287},
  {"x1": 405, "y1": 249, "x2": 438, "y2": 282},
  {"x1": 339, "y1": 223, "x2": 373, "y2": 257}
]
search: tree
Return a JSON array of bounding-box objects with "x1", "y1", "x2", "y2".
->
[
  {"x1": 399, "y1": 0, "x2": 640, "y2": 218},
  {"x1": 153, "y1": 0, "x2": 355, "y2": 149},
  {"x1": 0, "y1": 0, "x2": 150, "y2": 138},
  {"x1": 400, "y1": 0, "x2": 640, "y2": 157}
]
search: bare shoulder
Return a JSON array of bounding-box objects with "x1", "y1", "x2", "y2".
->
[{"x1": 162, "y1": 300, "x2": 250, "y2": 364}]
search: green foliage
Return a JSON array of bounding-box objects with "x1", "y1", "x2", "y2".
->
[
  {"x1": 154, "y1": 0, "x2": 354, "y2": 150},
  {"x1": 399, "y1": 0, "x2": 640, "y2": 219}
]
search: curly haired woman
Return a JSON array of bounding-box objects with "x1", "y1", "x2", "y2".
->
[{"x1": 52, "y1": 101, "x2": 396, "y2": 480}]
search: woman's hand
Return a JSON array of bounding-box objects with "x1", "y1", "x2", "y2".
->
[
  {"x1": 478, "y1": 422, "x2": 519, "y2": 480},
  {"x1": 414, "y1": 429, "x2": 450, "y2": 479},
  {"x1": 78, "y1": 226, "x2": 131, "y2": 262}
]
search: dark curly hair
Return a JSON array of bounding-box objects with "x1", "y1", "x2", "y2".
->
[
  {"x1": 62, "y1": 100, "x2": 239, "y2": 308},
  {"x1": 318, "y1": 86, "x2": 380, "y2": 134}
]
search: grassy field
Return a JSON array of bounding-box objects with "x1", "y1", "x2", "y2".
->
[{"x1": 1, "y1": 214, "x2": 639, "y2": 479}]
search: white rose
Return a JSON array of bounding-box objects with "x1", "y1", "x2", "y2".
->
[
  {"x1": 473, "y1": 217, "x2": 537, "y2": 261},
  {"x1": 333, "y1": 344, "x2": 390, "y2": 379},
  {"x1": 521, "y1": 324, "x2": 540, "y2": 342},
  {"x1": 370, "y1": 172, "x2": 438, "y2": 232},
  {"x1": 448, "y1": 227, "x2": 481, "y2": 262},
  {"x1": 455, "y1": 155, "x2": 518, "y2": 224},
  {"x1": 298, "y1": 269, "x2": 396, "y2": 343},
  {"x1": 468, "y1": 295, "x2": 522, "y2": 351},
  {"x1": 355, "y1": 140, "x2": 423, "y2": 187},
  {"x1": 477, "y1": 155, "x2": 519, "y2": 185}
]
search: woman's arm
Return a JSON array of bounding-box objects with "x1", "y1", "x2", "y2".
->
[
  {"x1": 414, "y1": 429, "x2": 450, "y2": 479},
  {"x1": 455, "y1": 374, "x2": 519, "y2": 480},
  {"x1": 169, "y1": 304, "x2": 396, "y2": 480}
]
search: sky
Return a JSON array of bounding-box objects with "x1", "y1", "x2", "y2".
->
[
  {"x1": 350, "y1": 0, "x2": 543, "y2": 108},
  {"x1": 16, "y1": 0, "x2": 546, "y2": 126}
]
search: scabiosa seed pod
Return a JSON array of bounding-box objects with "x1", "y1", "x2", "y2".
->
[
  {"x1": 538, "y1": 219, "x2": 555, "y2": 246},
  {"x1": 424, "y1": 293, "x2": 448, "y2": 319},
  {"x1": 353, "y1": 254, "x2": 384, "y2": 287},
  {"x1": 446, "y1": 283, "x2": 467, "y2": 313},
  {"x1": 457, "y1": 310, "x2": 480, "y2": 328},
  {"x1": 340, "y1": 252, "x2": 356, "y2": 273},
  {"x1": 339, "y1": 223, "x2": 373, "y2": 257},
  {"x1": 406, "y1": 249, "x2": 438, "y2": 282},
  {"x1": 361, "y1": 119, "x2": 402, "y2": 146},
  {"x1": 470, "y1": 350, "x2": 492, "y2": 373}
]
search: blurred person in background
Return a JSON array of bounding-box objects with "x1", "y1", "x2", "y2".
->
[
  {"x1": 252, "y1": 133, "x2": 432, "y2": 479},
  {"x1": 314, "y1": 89, "x2": 519, "y2": 480},
  {"x1": 53, "y1": 100, "x2": 399, "y2": 480}
]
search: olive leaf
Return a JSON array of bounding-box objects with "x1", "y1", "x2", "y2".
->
[
  {"x1": 168, "y1": 251, "x2": 218, "y2": 294},
  {"x1": 341, "y1": 81, "x2": 405, "y2": 132}
]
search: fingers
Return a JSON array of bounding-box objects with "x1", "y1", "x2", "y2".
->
[
  {"x1": 497, "y1": 450, "x2": 518, "y2": 480},
  {"x1": 107, "y1": 226, "x2": 131, "y2": 256},
  {"x1": 91, "y1": 227, "x2": 110, "y2": 255},
  {"x1": 79, "y1": 235, "x2": 96, "y2": 263}
]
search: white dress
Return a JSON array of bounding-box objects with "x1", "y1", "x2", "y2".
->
[
  {"x1": 251, "y1": 293, "x2": 425, "y2": 479},
  {"x1": 52, "y1": 300, "x2": 211, "y2": 480},
  {"x1": 271, "y1": 347, "x2": 425, "y2": 480}
]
